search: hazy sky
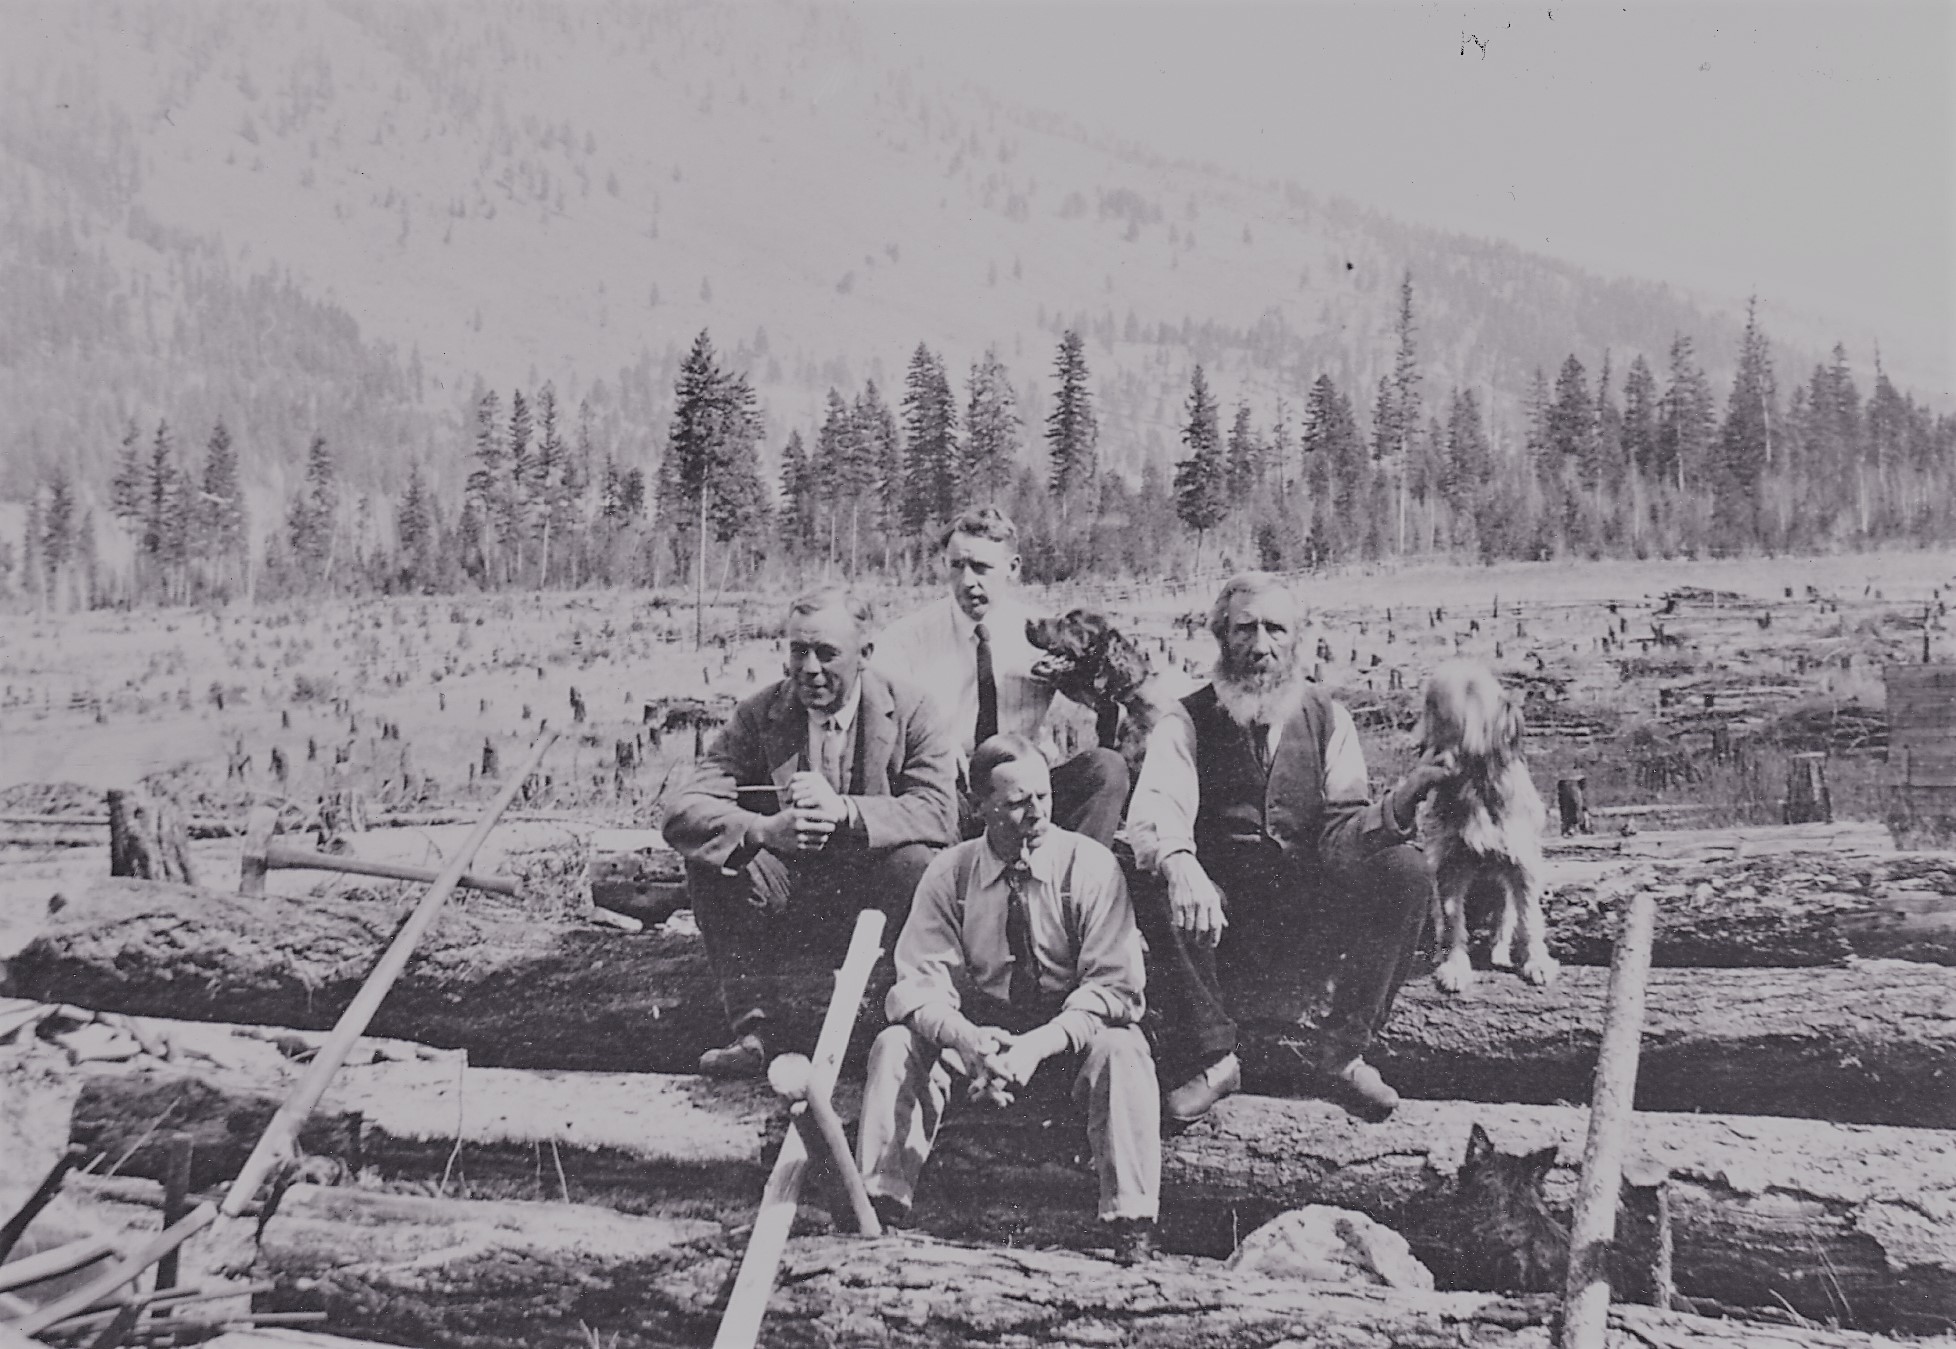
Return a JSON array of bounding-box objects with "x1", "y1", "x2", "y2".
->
[{"x1": 869, "y1": 0, "x2": 1955, "y2": 388}]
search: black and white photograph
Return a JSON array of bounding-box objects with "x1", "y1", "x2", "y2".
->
[{"x1": 1, "y1": 1, "x2": 1952, "y2": 1345}]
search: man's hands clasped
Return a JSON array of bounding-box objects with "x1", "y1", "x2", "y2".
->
[{"x1": 962, "y1": 1023, "x2": 1067, "y2": 1108}]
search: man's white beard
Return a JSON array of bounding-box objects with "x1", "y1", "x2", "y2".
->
[{"x1": 1211, "y1": 648, "x2": 1310, "y2": 729}]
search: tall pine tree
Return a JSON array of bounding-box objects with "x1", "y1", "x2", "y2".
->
[
  {"x1": 1045, "y1": 329, "x2": 1097, "y2": 513},
  {"x1": 900, "y1": 342, "x2": 959, "y2": 532},
  {"x1": 1173, "y1": 365, "x2": 1227, "y2": 571}
]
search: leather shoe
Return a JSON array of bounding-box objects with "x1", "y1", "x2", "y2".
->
[
  {"x1": 1321, "y1": 1057, "x2": 1399, "y2": 1122},
  {"x1": 698, "y1": 1032, "x2": 769, "y2": 1078},
  {"x1": 1107, "y1": 1217, "x2": 1158, "y2": 1265},
  {"x1": 1164, "y1": 1052, "x2": 1240, "y2": 1123}
]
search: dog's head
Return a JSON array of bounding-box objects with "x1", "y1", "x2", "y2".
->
[
  {"x1": 1026, "y1": 608, "x2": 1152, "y2": 705},
  {"x1": 1415, "y1": 659, "x2": 1524, "y2": 767}
]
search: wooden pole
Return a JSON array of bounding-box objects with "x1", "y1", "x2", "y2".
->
[
  {"x1": 155, "y1": 1135, "x2": 193, "y2": 1292},
  {"x1": 12, "y1": 731, "x2": 559, "y2": 1339},
  {"x1": 1558, "y1": 889, "x2": 1658, "y2": 1348},
  {"x1": 712, "y1": 910, "x2": 886, "y2": 1349}
]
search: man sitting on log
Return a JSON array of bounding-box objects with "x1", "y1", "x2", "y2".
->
[
  {"x1": 664, "y1": 586, "x2": 958, "y2": 1077},
  {"x1": 872, "y1": 505, "x2": 1129, "y2": 846},
  {"x1": 1126, "y1": 571, "x2": 1451, "y2": 1124},
  {"x1": 857, "y1": 732, "x2": 1161, "y2": 1262}
]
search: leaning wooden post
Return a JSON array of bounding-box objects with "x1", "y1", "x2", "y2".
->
[
  {"x1": 14, "y1": 731, "x2": 559, "y2": 1339},
  {"x1": 1558, "y1": 889, "x2": 1658, "y2": 1349},
  {"x1": 713, "y1": 909, "x2": 886, "y2": 1349}
]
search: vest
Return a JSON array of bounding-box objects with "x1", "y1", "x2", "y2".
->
[{"x1": 1184, "y1": 682, "x2": 1336, "y2": 868}]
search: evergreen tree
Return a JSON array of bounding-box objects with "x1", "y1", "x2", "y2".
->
[
  {"x1": 109, "y1": 419, "x2": 144, "y2": 533},
  {"x1": 533, "y1": 383, "x2": 564, "y2": 584},
  {"x1": 199, "y1": 418, "x2": 248, "y2": 592},
  {"x1": 1442, "y1": 388, "x2": 1491, "y2": 513},
  {"x1": 1711, "y1": 298, "x2": 1775, "y2": 548},
  {"x1": 813, "y1": 389, "x2": 857, "y2": 568},
  {"x1": 41, "y1": 468, "x2": 75, "y2": 607},
  {"x1": 467, "y1": 388, "x2": 507, "y2": 583},
  {"x1": 778, "y1": 429, "x2": 814, "y2": 553},
  {"x1": 1173, "y1": 365, "x2": 1228, "y2": 569},
  {"x1": 1548, "y1": 356, "x2": 1593, "y2": 463},
  {"x1": 663, "y1": 331, "x2": 767, "y2": 631},
  {"x1": 855, "y1": 379, "x2": 903, "y2": 561},
  {"x1": 397, "y1": 460, "x2": 434, "y2": 586},
  {"x1": 900, "y1": 342, "x2": 959, "y2": 532},
  {"x1": 1390, "y1": 270, "x2": 1422, "y2": 459},
  {"x1": 1225, "y1": 403, "x2": 1263, "y2": 509},
  {"x1": 1657, "y1": 334, "x2": 1715, "y2": 492},
  {"x1": 1591, "y1": 351, "x2": 1623, "y2": 495},
  {"x1": 288, "y1": 434, "x2": 337, "y2": 585},
  {"x1": 1622, "y1": 355, "x2": 1659, "y2": 480},
  {"x1": 963, "y1": 347, "x2": 1020, "y2": 504},
  {"x1": 1045, "y1": 328, "x2": 1098, "y2": 508},
  {"x1": 505, "y1": 388, "x2": 533, "y2": 576}
]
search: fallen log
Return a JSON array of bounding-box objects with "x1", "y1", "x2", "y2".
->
[
  {"x1": 68, "y1": 1053, "x2": 1956, "y2": 1332},
  {"x1": 251, "y1": 1184, "x2": 1909, "y2": 1349},
  {"x1": 13, "y1": 880, "x2": 1956, "y2": 1128},
  {"x1": 1545, "y1": 847, "x2": 1956, "y2": 967}
]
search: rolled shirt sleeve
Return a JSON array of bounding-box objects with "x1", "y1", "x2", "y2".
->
[
  {"x1": 1050, "y1": 845, "x2": 1147, "y2": 1052},
  {"x1": 1317, "y1": 701, "x2": 1416, "y2": 867},
  {"x1": 1123, "y1": 703, "x2": 1201, "y2": 873},
  {"x1": 884, "y1": 852, "x2": 992, "y2": 1062}
]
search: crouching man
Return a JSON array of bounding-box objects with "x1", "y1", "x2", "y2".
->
[{"x1": 856, "y1": 732, "x2": 1161, "y2": 1262}]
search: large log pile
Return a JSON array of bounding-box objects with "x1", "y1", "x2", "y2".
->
[
  {"x1": 247, "y1": 1183, "x2": 1908, "y2": 1349},
  {"x1": 12, "y1": 879, "x2": 1956, "y2": 1126},
  {"x1": 65, "y1": 1043, "x2": 1956, "y2": 1332}
]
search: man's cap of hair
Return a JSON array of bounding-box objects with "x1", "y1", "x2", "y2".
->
[
  {"x1": 786, "y1": 585, "x2": 875, "y2": 636},
  {"x1": 969, "y1": 731, "x2": 1043, "y2": 802},
  {"x1": 942, "y1": 505, "x2": 1019, "y2": 552},
  {"x1": 1209, "y1": 570, "x2": 1296, "y2": 640}
]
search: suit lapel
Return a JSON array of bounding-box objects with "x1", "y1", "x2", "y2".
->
[
  {"x1": 858, "y1": 672, "x2": 898, "y2": 796},
  {"x1": 764, "y1": 683, "x2": 805, "y2": 792}
]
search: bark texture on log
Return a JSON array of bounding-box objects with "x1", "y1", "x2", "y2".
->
[
  {"x1": 1546, "y1": 848, "x2": 1956, "y2": 967},
  {"x1": 15, "y1": 880, "x2": 1956, "y2": 1127},
  {"x1": 70, "y1": 1056, "x2": 1956, "y2": 1332},
  {"x1": 253, "y1": 1185, "x2": 1907, "y2": 1349}
]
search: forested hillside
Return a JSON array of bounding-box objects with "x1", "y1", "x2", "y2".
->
[{"x1": 1, "y1": 0, "x2": 1947, "y2": 605}]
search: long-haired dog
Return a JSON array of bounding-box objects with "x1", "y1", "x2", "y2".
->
[
  {"x1": 1414, "y1": 659, "x2": 1559, "y2": 992},
  {"x1": 1025, "y1": 608, "x2": 1166, "y2": 779}
]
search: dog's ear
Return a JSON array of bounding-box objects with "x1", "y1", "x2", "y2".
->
[
  {"x1": 1499, "y1": 690, "x2": 1526, "y2": 752},
  {"x1": 1464, "y1": 1123, "x2": 1494, "y2": 1168},
  {"x1": 1523, "y1": 1145, "x2": 1560, "y2": 1185}
]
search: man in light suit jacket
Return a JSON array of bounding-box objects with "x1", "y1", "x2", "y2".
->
[
  {"x1": 874, "y1": 506, "x2": 1127, "y2": 846},
  {"x1": 664, "y1": 586, "x2": 959, "y2": 1077}
]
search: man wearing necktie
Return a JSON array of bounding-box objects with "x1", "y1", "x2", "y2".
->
[
  {"x1": 663, "y1": 587, "x2": 958, "y2": 1077},
  {"x1": 857, "y1": 733, "x2": 1160, "y2": 1262},
  {"x1": 873, "y1": 507, "x2": 1128, "y2": 846},
  {"x1": 1125, "y1": 572, "x2": 1452, "y2": 1125}
]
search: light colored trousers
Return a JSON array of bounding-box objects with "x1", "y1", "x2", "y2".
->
[{"x1": 855, "y1": 1021, "x2": 1161, "y2": 1221}]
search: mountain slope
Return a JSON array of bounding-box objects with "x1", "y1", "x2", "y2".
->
[{"x1": 0, "y1": 0, "x2": 1907, "y2": 502}]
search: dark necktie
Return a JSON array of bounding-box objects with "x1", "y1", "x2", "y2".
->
[
  {"x1": 974, "y1": 622, "x2": 999, "y2": 746},
  {"x1": 1004, "y1": 861, "x2": 1039, "y2": 1013},
  {"x1": 1250, "y1": 720, "x2": 1272, "y2": 773}
]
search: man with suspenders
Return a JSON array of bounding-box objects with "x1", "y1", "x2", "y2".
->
[{"x1": 856, "y1": 732, "x2": 1162, "y2": 1262}]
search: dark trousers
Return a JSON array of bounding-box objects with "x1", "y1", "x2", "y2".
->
[
  {"x1": 1131, "y1": 840, "x2": 1430, "y2": 1082},
  {"x1": 960, "y1": 747, "x2": 1128, "y2": 846},
  {"x1": 687, "y1": 841, "x2": 937, "y2": 1040}
]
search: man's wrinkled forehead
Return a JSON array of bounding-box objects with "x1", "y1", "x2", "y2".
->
[{"x1": 1226, "y1": 585, "x2": 1299, "y2": 630}]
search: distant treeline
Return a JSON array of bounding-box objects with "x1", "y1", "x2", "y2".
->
[{"x1": 8, "y1": 274, "x2": 1953, "y2": 610}]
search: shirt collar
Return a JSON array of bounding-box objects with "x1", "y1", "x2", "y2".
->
[
  {"x1": 809, "y1": 678, "x2": 863, "y2": 734},
  {"x1": 974, "y1": 828, "x2": 1061, "y2": 888},
  {"x1": 952, "y1": 595, "x2": 1019, "y2": 644}
]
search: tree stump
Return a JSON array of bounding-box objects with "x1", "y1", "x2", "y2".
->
[
  {"x1": 1556, "y1": 776, "x2": 1590, "y2": 835},
  {"x1": 1783, "y1": 753, "x2": 1832, "y2": 824},
  {"x1": 105, "y1": 789, "x2": 196, "y2": 885},
  {"x1": 482, "y1": 738, "x2": 500, "y2": 779}
]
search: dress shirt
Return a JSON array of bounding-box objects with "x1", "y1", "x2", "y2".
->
[
  {"x1": 804, "y1": 679, "x2": 863, "y2": 791},
  {"x1": 886, "y1": 830, "x2": 1145, "y2": 1058},
  {"x1": 1125, "y1": 692, "x2": 1407, "y2": 872},
  {"x1": 874, "y1": 596, "x2": 1056, "y2": 756}
]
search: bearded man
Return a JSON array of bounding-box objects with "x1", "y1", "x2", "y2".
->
[{"x1": 1125, "y1": 571, "x2": 1451, "y2": 1123}]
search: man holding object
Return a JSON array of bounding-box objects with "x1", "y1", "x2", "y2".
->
[{"x1": 663, "y1": 587, "x2": 957, "y2": 1077}]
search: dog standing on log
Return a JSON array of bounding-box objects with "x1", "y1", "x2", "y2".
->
[
  {"x1": 1025, "y1": 608, "x2": 1166, "y2": 781},
  {"x1": 1414, "y1": 659, "x2": 1559, "y2": 992}
]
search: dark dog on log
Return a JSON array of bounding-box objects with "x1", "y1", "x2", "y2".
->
[
  {"x1": 1448, "y1": 1123, "x2": 1567, "y2": 1294},
  {"x1": 1025, "y1": 608, "x2": 1164, "y2": 776},
  {"x1": 1414, "y1": 660, "x2": 1558, "y2": 992}
]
